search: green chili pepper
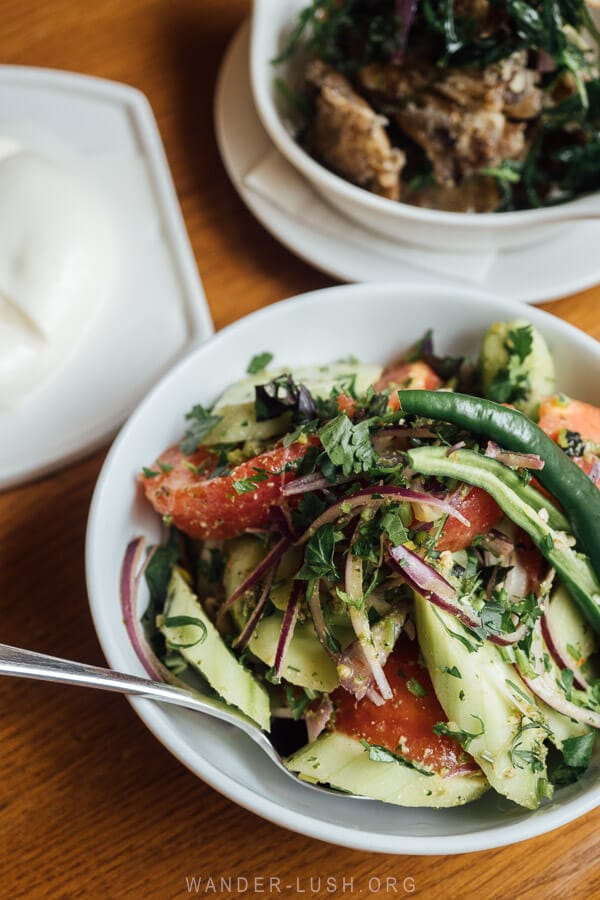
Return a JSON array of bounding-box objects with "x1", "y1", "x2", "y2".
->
[
  {"x1": 407, "y1": 445, "x2": 600, "y2": 633},
  {"x1": 397, "y1": 391, "x2": 600, "y2": 580}
]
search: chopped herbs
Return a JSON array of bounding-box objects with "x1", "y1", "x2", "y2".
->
[
  {"x1": 406, "y1": 677, "x2": 428, "y2": 698},
  {"x1": 180, "y1": 404, "x2": 222, "y2": 455},
  {"x1": 440, "y1": 665, "x2": 462, "y2": 679},
  {"x1": 298, "y1": 523, "x2": 341, "y2": 581},
  {"x1": 549, "y1": 732, "x2": 596, "y2": 786},
  {"x1": 247, "y1": 351, "x2": 274, "y2": 375},
  {"x1": 359, "y1": 739, "x2": 434, "y2": 776},
  {"x1": 319, "y1": 414, "x2": 376, "y2": 476},
  {"x1": 232, "y1": 468, "x2": 269, "y2": 494},
  {"x1": 433, "y1": 715, "x2": 485, "y2": 750},
  {"x1": 487, "y1": 326, "x2": 534, "y2": 405},
  {"x1": 163, "y1": 615, "x2": 207, "y2": 648}
]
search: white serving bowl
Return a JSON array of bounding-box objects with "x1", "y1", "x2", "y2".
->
[
  {"x1": 86, "y1": 282, "x2": 600, "y2": 854},
  {"x1": 251, "y1": 0, "x2": 600, "y2": 252}
]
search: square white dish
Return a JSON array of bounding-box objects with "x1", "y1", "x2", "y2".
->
[{"x1": 0, "y1": 66, "x2": 213, "y2": 490}]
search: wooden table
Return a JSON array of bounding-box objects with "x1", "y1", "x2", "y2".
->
[{"x1": 1, "y1": 1, "x2": 599, "y2": 896}]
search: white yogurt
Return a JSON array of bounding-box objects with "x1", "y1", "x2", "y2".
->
[{"x1": 0, "y1": 144, "x2": 116, "y2": 407}]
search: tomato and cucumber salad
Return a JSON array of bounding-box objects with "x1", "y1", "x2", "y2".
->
[{"x1": 129, "y1": 321, "x2": 600, "y2": 810}]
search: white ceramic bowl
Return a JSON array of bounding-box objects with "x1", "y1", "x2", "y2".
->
[
  {"x1": 251, "y1": 0, "x2": 600, "y2": 253},
  {"x1": 86, "y1": 282, "x2": 600, "y2": 854}
]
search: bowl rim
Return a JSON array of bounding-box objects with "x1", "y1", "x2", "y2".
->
[
  {"x1": 250, "y1": 0, "x2": 600, "y2": 231},
  {"x1": 86, "y1": 281, "x2": 600, "y2": 854}
]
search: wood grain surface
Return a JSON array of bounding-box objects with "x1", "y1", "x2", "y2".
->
[{"x1": 1, "y1": 1, "x2": 599, "y2": 897}]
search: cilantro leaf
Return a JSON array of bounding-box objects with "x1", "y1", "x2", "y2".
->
[
  {"x1": 440, "y1": 665, "x2": 462, "y2": 679},
  {"x1": 298, "y1": 523, "x2": 340, "y2": 581},
  {"x1": 319, "y1": 414, "x2": 376, "y2": 476},
  {"x1": 232, "y1": 468, "x2": 269, "y2": 494},
  {"x1": 508, "y1": 325, "x2": 533, "y2": 363},
  {"x1": 359, "y1": 739, "x2": 434, "y2": 776},
  {"x1": 406, "y1": 677, "x2": 428, "y2": 698},
  {"x1": 560, "y1": 668, "x2": 575, "y2": 702},
  {"x1": 246, "y1": 351, "x2": 274, "y2": 375},
  {"x1": 380, "y1": 508, "x2": 409, "y2": 547},
  {"x1": 433, "y1": 715, "x2": 485, "y2": 749},
  {"x1": 549, "y1": 732, "x2": 595, "y2": 786},
  {"x1": 180, "y1": 404, "x2": 222, "y2": 455}
]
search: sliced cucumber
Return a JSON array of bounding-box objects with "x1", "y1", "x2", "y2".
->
[
  {"x1": 160, "y1": 568, "x2": 271, "y2": 731},
  {"x1": 224, "y1": 536, "x2": 347, "y2": 691},
  {"x1": 286, "y1": 732, "x2": 488, "y2": 807},
  {"x1": 203, "y1": 362, "x2": 382, "y2": 445},
  {"x1": 415, "y1": 595, "x2": 552, "y2": 809}
]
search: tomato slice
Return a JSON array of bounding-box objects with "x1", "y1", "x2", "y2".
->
[
  {"x1": 141, "y1": 438, "x2": 318, "y2": 540},
  {"x1": 376, "y1": 361, "x2": 442, "y2": 413},
  {"x1": 376, "y1": 360, "x2": 442, "y2": 393},
  {"x1": 538, "y1": 395, "x2": 600, "y2": 443},
  {"x1": 334, "y1": 638, "x2": 475, "y2": 775},
  {"x1": 436, "y1": 487, "x2": 503, "y2": 552}
]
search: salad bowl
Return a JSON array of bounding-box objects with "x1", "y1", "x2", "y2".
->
[
  {"x1": 86, "y1": 282, "x2": 600, "y2": 854},
  {"x1": 251, "y1": 0, "x2": 600, "y2": 253}
]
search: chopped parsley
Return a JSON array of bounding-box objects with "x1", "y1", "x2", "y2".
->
[
  {"x1": 246, "y1": 351, "x2": 274, "y2": 374},
  {"x1": 433, "y1": 715, "x2": 485, "y2": 750},
  {"x1": 232, "y1": 468, "x2": 269, "y2": 494},
  {"x1": 298, "y1": 523, "x2": 341, "y2": 581},
  {"x1": 319, "y1": 414, "x2": 376, "y2": 476},
  {"x1": 406, "y1": 677, "x2": 428, "y2": 698},
  {"x1": 180, "y1": 404, "x2": 222, "y2": 455}
]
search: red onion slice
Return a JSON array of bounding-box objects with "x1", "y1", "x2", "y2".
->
[
  {"x1": 518, "y1": 622, "x2": 600, "y2": 729},
  {"x1": 389, "y1": 542, "x2": 528, "y2": 646},
  {"x1": 120, "y1": 537, "x2": 182, "y2": 685},
  {"x1": 337, "y1": 606, "x2": 407, "y2": 701},
  {"x1": 274, "y1": 580, "x2": 302, "y2": 678},
  {"x1": 305, "y1": 696, "x2": 334, "y2": 743},
  {"x1": 540, "y1": 594, "x2": 590, "y2": 691},
  {"x1": 344, "y1": 551, "x2": 392, "y2": 700},
  {"x1": 297, "y1": 484, "x2": 469, "y2": 545},
  {"x1": 485, "y1": 441, "x2": 545, "y2": 471},
  {"x1": 282, "y1": 472, "x2": 354, "y2": 497},
  {"x1": 393, "y1": 0, "x2": 419, "y2": 58},
  {"x1": 365, "y1": 687, "x2": 386, "y2": 707},
  {"x1": 307, "y1": 581, "x2": 338, "y2": 661},
  {"x1": 478, "y1": 529, "x2": 515, "y2": 562},
  {"x1": 219, "y1": 536, "x2": 289, "y2": 619},
  {"x1": 233, "y1": 567, "x2": 276, "y2": 652},
  {"x1": 389, "y1": 543, "x2": 479, "y2": 629}
]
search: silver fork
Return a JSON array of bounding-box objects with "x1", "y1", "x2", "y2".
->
[{"x1": 0, "y1": 642, "x2": 354, "y2": 797}]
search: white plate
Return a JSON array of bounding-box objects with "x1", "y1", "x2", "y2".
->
[
  {"x1": 87, "y1": 282, "x2": 600, "y2": 855},
  {"x1": 215, "y1": 22, "x2": 600, "y2": 304},
  {"x1": 0, "y1": 67, "x2": 213, "y2": 491}
]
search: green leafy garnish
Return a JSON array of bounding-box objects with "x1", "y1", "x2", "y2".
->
[
  {"x1": 163, "y1": 615, "x2": 207, "y2": 648},
  {"x1": 406, "y1": 677, "x2": 428, "y2": 698},
  {"x1": 359, "y1": 739, "x2": 434, "y2": 776},
  {"x1": 433, "y1": 715, "x2": 485, "y2": 749},
  {"x1": 298, "y1": 523, "x2": 341, "y2": 581},
  {"x1": 232, "y1": 468, "x2": 269, "y2": 494},
  {"x1": 549, "y1": 732, "x2": 595, "y2": 785},
  {"x1": 319, "y1": 414, "x2": 376, "y2": 476},
  {"x1": 180, "y1": 404, "x2": 222, "y2": 455},
  {"x1": 246, "y1": 352, "x2": 274, "y2": 375},
  {"x1": 440, "y1": 665, "x2": 462, "y2": 679}
]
